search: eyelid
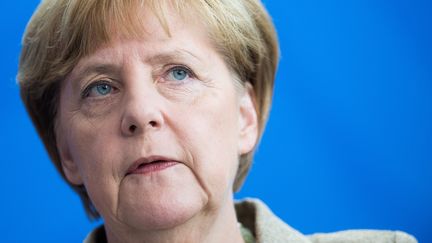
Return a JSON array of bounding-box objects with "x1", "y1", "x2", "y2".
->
[
  {"x1": 81, "y1": 79, "x2": 118, "y2": 98},
  {"x1": 163, "y1": 65, "x2": 196, "y2": 81}
]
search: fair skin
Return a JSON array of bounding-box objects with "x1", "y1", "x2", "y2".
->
[{"x1": 55, "y1": 6, "x2": 258, "y2": 243}]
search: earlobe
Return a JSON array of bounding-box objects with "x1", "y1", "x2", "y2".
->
[
  {"x1": 56, "y1": 130, "x2": 83, "y2": 186},
  {"x1": 238, "y1": 82, "x2": 259, "y2": 155}
]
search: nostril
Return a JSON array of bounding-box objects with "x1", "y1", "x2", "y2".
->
[
  {"x1": 149, "y1": 121, "x2": 157, "y2": 127},
  {"x1": 129, "y1": 125, "x2": 137, "y2": 133}
]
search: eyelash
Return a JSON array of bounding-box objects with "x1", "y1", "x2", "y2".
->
[
  {"x1": 163, "y1": 65, "x2": 195, "y2": 83},
  {"x1": 81, "y1": 79, "x2": 116, "y2": 99},
  {"x1": 80, "y1": 65, "x2": 196, "y2": 99}
]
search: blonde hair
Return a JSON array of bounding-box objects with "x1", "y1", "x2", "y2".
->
[{"x1": 18, "y1": 0, "x2": 279, "y2": 219}]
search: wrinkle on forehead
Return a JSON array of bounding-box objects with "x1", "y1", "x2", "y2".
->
[
  {"x1": 76, "y1": 0, "x2": 201, "y2": 60},
  {"x1": 63, "y1": 1, "x2": 214, "y2": 92}
]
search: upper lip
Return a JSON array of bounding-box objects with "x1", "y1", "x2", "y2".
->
[{"x1": 126, "y1": 155, "x2": 178, "y2": 175}]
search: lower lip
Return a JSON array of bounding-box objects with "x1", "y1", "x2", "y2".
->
[{"x1": 128, "y1": 161, "x2": 178, "y2": 175}]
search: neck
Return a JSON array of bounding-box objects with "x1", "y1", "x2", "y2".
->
[{"x1": 105, "y1": 196, "x2": 244, "y2": 243}]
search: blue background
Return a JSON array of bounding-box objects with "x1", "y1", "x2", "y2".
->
[{"x1": 1, "y1": 0, "x2": 431, "y2": 242}]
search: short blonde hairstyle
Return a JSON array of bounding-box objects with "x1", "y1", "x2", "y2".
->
[{"x1": 18, "y1": 0, "x2": 279, "y2": 219}]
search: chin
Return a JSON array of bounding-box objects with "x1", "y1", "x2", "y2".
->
[
  {"x1": 116, "y1": 166, "x2": 208, "y2": 230},
  {"x1": 122, "y1": 197, "x2": 205, "y2": 230}
]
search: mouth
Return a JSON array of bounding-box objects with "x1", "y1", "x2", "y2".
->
[{"x1": 126, "y1": 156, "x2": 179, "y2": 176}]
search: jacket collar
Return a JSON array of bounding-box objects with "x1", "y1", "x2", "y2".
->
[{"x1": 236, "y1": 198, "x2": 311, "y2": 243}]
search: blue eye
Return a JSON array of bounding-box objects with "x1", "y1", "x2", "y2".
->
[
  {"x1": 168, "y1": 67, "x2": 190, "y2": 81},
  {"x1": 84, "y1": 82, "x2": 114, "y2": 97}
]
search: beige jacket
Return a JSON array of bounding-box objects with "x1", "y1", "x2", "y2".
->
[
  {"x1": 84, "y1": 198, "x2": 417, "y2": 243},
  {"x1": 235, "y1": 198, "x2": 417, "y2": 243}
]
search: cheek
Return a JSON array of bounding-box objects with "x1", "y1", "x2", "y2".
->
[
  {"x1": 68, "y1": 116, "x2": 117, "y2": 171},
  {"x1": 172, "y1": 89, "x2": 241, "y2": 196},
  {"x1": 65, "y1": 114, "x2": 123, "y2": 211}
]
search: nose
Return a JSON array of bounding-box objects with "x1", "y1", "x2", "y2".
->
[{"x1": 120, "y1": 84, "x2": 165, "y2": 137}]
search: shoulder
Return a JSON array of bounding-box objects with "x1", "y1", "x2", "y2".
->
[
  {"x1": 235, "y1": 198, "x2": 417, "y2": 243},
  {"x1": 307, "y1": 230, "x2": 417, "y2": 243}
]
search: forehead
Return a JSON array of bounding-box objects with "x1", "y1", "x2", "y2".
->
[
  {"x1": 67, "y1": 1, "x2": 218, "y2": 72},
  {"x1": 71, "y1": 0, "x2": 211, "y2": 61},
  {"x1": 70, "y1": 12, "x2": 214, "y2": 76}
]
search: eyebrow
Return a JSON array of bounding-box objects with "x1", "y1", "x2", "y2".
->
[
  {"x1": 72, "y1": 63, "x2": 120, "y2": 83},
  {"x1": 71, "y1": 48, "x2": 205, "y2": 87},
  {"x1": 146, "y1": 49, "x2": 204, "y2": 65}
]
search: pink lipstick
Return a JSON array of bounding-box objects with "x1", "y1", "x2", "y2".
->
[{"x1": 126, "y1": 156, "x2": 179, "y2": 175}]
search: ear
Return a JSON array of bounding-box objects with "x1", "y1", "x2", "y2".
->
[
  {"x1": 56, "y1": 127, "x2": 83, "y2": 186},
  {"x1": 238, "y1": 82, "x2": 259, "y2": 155}
]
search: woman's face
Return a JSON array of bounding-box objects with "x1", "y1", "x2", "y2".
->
[{"x1": 55, "y1": 8, "x2": 258, "y2": 231}]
